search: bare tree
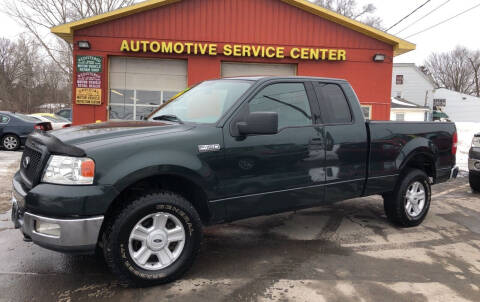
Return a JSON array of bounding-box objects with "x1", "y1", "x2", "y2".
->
[
  {"x1": 0, "y1": 36, "x2": 70, "y2": 113},
  {"x1": 424, "y1": 46, "x2": 478, "y2": 95},
  {"x1": 3, "y1": 0, "x2": 135, "y2": 79},
  {"x1": 468, "y1": 51, "x2": 480, "y2": 97},
  {"x1": 314, "y1": 0, "x2": 382, "y2": 28}
]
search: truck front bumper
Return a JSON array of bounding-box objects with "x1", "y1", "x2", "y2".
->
[{"x1": 11, "y1": 189, "x2": 103, "y2": 254}]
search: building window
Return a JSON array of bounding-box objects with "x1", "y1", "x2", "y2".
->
[
  {"x1": 395, "y1": 113, "x2": 405, "y2": 121},
  {"x1": 396, "y1": 75, "x2": 404, "y2": 85},
  {"x1": 109, "y1": 57, "x2": 187, "y2": 121},
  {"x1": 361, "y1": 105, "x2": 372, "y2": 120}
]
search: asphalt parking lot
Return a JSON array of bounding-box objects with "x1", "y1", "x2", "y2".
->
[{"x1": 1, "y1": 150, "x2": 480, "y2": 302}]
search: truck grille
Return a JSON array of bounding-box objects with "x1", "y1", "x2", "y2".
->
[{"x1": 20, "y1": 146, "x2": 44, "y2": 185}]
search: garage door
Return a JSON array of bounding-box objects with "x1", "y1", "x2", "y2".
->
[
  {"x1": 109, "y1": 57, "x2": 187, "y2": 120},
  {"x1": 221, "y1": 62, "x2": 296, "y2": 78}
]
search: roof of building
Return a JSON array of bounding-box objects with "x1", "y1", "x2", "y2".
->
[
  {"x1": 391, "y1": 97, "x2": 429, "y2": 110},
  {"x1": 51, "y1": 0, "x2": 415, "y2": 56}
]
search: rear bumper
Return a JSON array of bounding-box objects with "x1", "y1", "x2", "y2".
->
[{"x1": 12, "y1": 194, "x2": 103, "y2": 254}]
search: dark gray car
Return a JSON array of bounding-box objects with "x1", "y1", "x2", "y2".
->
[
  {"x1": 0, "y1": 112, "x2": 52, "y2": 151},
  {"x1": 469, "y1": 133, "x2": 480, "y2": 192}
]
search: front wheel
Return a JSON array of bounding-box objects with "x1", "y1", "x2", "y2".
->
[
  {"x1": 103, "y1": 191, "x2": 203, "y2": 287},
  {"x1": 383, "y1": 169, "x2": 431, "y2": 227}
]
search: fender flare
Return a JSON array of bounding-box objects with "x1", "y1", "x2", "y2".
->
[{"x1": 396, "y1": 137, "x2": 437, "y2": 177}]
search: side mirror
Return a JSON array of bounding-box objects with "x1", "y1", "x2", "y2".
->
[{"x1": 237, "y1": 112, "x2": 278, "y2": 135}]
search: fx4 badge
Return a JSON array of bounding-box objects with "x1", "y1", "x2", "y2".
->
[{"x1": 198, "y1": 144, "x2": 221, "y2": 153}]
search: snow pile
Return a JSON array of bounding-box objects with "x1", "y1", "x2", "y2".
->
[{"x1": 455, "y1": 122, "x2": 480, "y2": 171}]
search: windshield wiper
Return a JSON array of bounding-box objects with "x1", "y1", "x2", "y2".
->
[{"x1": 152, "y1": 114, "x2": 184, "y2": 124}]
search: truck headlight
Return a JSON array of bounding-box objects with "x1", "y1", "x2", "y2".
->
[
  {"x1": 42, "y1": 155, "x2": 95, "y2": 185},
  {"x1": 472, "y1": 136, "x2": 480, "y2": 148}
]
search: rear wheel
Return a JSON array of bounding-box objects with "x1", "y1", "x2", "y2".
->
[
  {"x1": 2, "y1": 134, "x2": 20, "y2": 151},
  {"x1": 383, "y1": 169, "x2": 431, "y2": 227},
  {"x1": 470, "y1": 173, "x2": 480, "y2": 193},
  {"x1": 103, "y1": 191, "x2": 203, "y2": 287}
]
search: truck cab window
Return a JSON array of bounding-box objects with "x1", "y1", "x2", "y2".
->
[
  {"x1": 249, "y1": 83, "x2": 312, "y2": 129},
  {"x1": 316, "y1": 83, "x2": 352, "y2": 124}
]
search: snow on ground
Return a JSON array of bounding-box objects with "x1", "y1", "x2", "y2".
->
[{"x1": 455, "y1": 122, "x2": 480, "y2": 171}]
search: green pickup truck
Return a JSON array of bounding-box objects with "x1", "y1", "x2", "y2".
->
[{"x1": 11, "y1": 76, "x2": 458, "y2": 286}]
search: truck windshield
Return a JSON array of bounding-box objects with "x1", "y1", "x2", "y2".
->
[{"x1": 148, "y1": 80, "x2": 252, "y2": 124}]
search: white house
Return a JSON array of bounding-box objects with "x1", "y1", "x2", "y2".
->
[
  {"x1": 433, "y1": 88, "x2": 480, "y2": 122},
  {"x1": 390, "y1": 97, "x2": 430, "y2": 121},
  {"x1": 391, "y1": 64, "x2": 435, "y2": 120}
]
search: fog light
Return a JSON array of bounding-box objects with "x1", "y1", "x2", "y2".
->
[
  {"x1": 475, "y1": 162, "x2": 480, "y2": 170},
  {"x1": 35, "y1": 221, "x2": 60, "y2": 237}
]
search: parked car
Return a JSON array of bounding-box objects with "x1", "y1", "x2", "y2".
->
[
  {"x1": 11, "y1": 77, "x2": 458, "y2": 286},
  {"x1": 29, "y1": 113, "x2": 71, "y2": 130},
  {"x1": 55, "y1": 108, "x2": 72, "y2": 121},
  {"x1": 0, "y1": 111, "x2": 52, "y2": 151},
  {"x1": 469, "y1": 133, "x2": 480, "y2": 192}
]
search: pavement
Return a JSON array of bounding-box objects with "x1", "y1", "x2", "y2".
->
[{"x1": 1, "y1": 150, "x2": 480, "y2": 302}]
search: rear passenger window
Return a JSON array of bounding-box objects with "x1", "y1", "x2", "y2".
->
[
  {"x1": 249, "y1": 83, "x2": 312, "y2": 129},
  {"x1": 316, "y1": 83, "x2": 352, "y2": 124}
]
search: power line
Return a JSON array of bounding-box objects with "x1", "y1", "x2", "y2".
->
[
  {"x1": 405, "y1": 2, "x2": 480, "y2": 38},
  {"x1": 386, "y1": 0, "x2": 432, "y2": 31},
  {"x1": 395, "y1": 0, "x2": 451, "y2": 35}
]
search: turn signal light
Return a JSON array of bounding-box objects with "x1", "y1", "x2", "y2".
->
[{"x1": 81, "y1": 160, "x2": 95, "y2": 178}]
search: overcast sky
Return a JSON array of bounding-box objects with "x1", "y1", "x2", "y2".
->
[{"x1": 0, "y1": 0, "x2": 479, "y2": 65}]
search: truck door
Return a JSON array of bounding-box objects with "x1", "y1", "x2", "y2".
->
[
  {"x1": 313, "y1": 81, "x2": 369, "y2": 202},
  {"x1": 218, "y1": 81, "x2": 326, "y2": 221}
]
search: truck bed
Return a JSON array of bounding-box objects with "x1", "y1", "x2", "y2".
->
[{"x1": 364, "y1": 121, "x2": 456, "y2": 196}]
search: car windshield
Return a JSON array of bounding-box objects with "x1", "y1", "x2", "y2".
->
[
  {"x1": 14, "y1": 113, "x2": 40, "y2": 122},
  {"x1": 148, "y1": 80, "x2": 253, "y2": 124}
]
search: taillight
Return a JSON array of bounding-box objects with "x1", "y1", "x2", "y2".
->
[
  {"x1": 62, "y1": 124, "x2": 71, "y2": 128},
  {"x1": 452, "y1": 131, "x2": 458, "y2": 155},
  {"x1": 34, "y1": 124, "x2": 45, "y2": 131}
]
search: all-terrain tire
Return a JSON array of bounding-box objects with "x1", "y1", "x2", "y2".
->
[
  {"x1": 470, "y1": 173, "x2": 480, "y2": 193},
  {"x1": 383, "y1": 169, "x2": 431, "y2": 227},
  {"x1": 103, "y1": 191, "x2": 203, "y2": 287}
]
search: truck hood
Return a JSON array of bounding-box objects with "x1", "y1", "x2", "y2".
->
[{"x1": 50, "y1": 121, "x2": 192, "y2": 146}]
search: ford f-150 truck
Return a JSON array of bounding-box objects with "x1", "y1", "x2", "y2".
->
[{"x1": 11, "y1": 76, "x2": 458, "y2": 286}]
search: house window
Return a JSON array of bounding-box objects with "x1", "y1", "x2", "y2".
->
[
  {"x1": 396, "y1": 113, "x2": 405, "y2": 121},
  {"x1": 361, "y1": 105, "x2": 372, "y2": 120},
  {"x1": 396, "y1": 75, "x2": 404, "y2": 85}
]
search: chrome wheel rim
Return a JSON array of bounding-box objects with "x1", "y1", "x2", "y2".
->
[
  {"x1": 405, "y1": 181, "x2": 426, "y2": 218},
  {"x1": 128, "y1": 212, "x2": 186, "y2": 271},
  {"x1": 3, "y1": 136, "x2": 18, "y2": 150}
]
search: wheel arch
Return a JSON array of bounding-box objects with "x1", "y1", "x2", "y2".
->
[
  {"x1": 398, "y1": 148, "x2": 436, "y2": 181},
  {"x1": 98, "y1": 167, "x2": 213, "y2": 246}
]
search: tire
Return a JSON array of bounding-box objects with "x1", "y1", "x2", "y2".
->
[
  {"x1": 2, "y1": 134, "x2": 20, "y2": 151},
  {"x1": 470, "y1": 173, "x2": 480, "y2": 193},
  {"x1": 383, "y1": 169, "x2": 431, "y2": 227},
  {"x1": 103, "y1": 191, "x2": 203, "y2": 287}
]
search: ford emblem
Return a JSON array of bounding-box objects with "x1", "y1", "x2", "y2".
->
[{"x1": 22, "y1": 156, "x2": 30, "y2": 169}]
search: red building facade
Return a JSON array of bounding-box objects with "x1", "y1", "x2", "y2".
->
[{"x1": 52, "y1": 0, "x2": 415, "y2": 124}]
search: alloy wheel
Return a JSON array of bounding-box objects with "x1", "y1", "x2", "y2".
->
[{"x1": 128, "y1": 212, "x2": 186, "y2": 270}]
